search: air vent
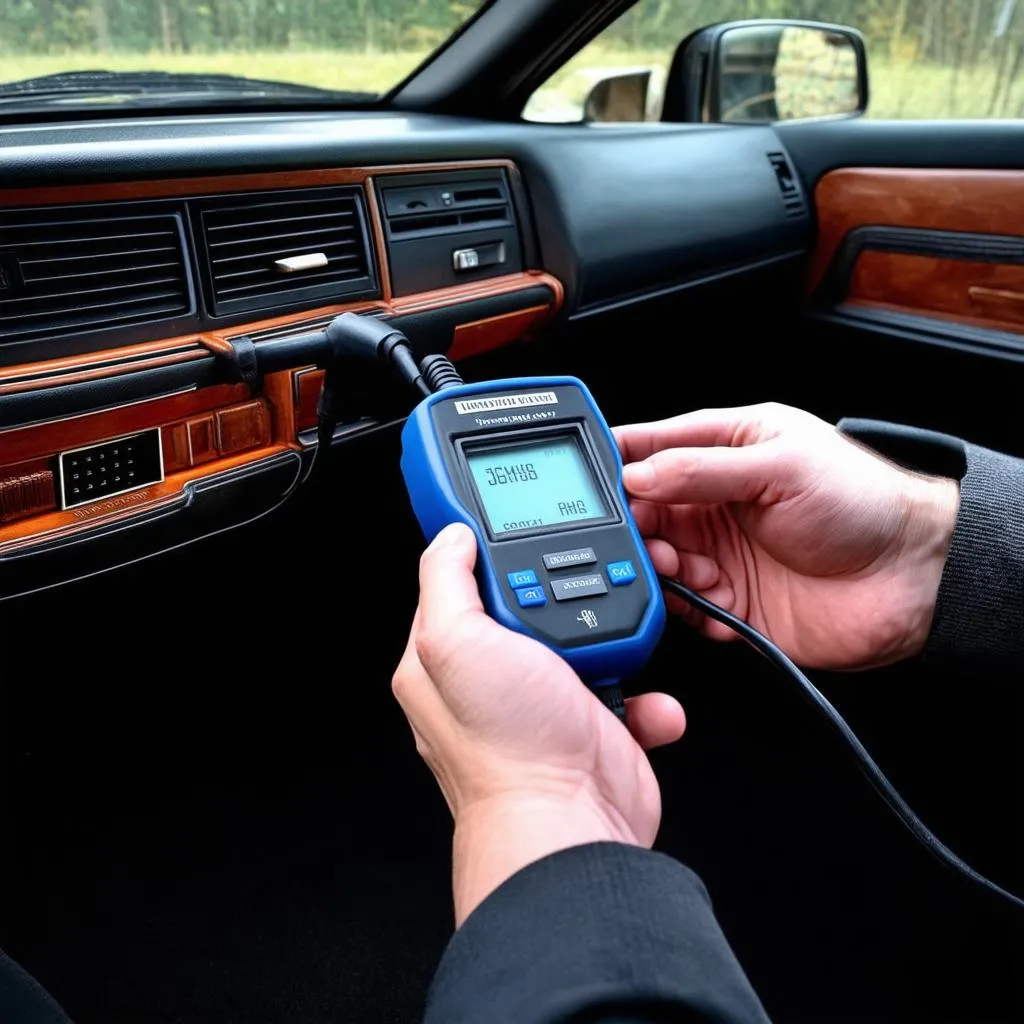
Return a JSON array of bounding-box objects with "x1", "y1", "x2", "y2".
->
[
  {"x1": 194, "y1": 186, "x2": 377, "y2": 317},
  {"x1": 381, "y1": 176, "x2": 514, "y2": 239},
  {"x1": 0, "y1": 205, "x2": 192, "y2": 346},
  {"x1": 767, "y1": 152, "x2": 808, "y2": 220}
]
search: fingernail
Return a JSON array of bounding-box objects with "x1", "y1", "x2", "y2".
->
[{"x1": 624, "y1": 462, "x2": 655, "y2": 492}]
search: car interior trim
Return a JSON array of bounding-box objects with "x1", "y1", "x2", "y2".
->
[
  {"x1": 808, "y1": 167, "x2": 1024, "y2": 294},
  {"x1": 0, "y1": 159, "x2": 520, "y2": 208},
  {"x1": 0, "y1": 450, "x2": 304, "y2": 601},
  {"x1": 0, "y1": 153, "x2": 563, "y2": 572}
]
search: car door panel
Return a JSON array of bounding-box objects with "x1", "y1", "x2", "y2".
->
[
  {"x1": 807, "y1": 168, "x2": 1024, "y2": 355},
  {"x1": 770, "y1": 121, "x2": 1023, "y2": 456}
]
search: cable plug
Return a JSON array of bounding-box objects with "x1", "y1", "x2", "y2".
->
[{"x1": 324, "y1": 313, "x2": 428, "y2": 397}]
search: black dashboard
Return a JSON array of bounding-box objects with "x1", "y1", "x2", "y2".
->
[
  {"x1": 0, "y1": 112, "x2": 810, "y2": 317},
  {"x1": 0, "y1": 110, "x2": 811, "y2": 598}
]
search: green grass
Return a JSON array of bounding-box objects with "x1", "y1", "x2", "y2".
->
[
  {"x1": 3, "y1": 48, "x2": 1024, "y2": 120},
  {"x1": 867, "y1": 59, "x2": 1024, "y2": 118}
]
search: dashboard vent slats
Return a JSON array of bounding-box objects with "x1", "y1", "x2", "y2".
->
[
  {"x1": 194, "y1": 187, "x2": 377, "y2": 316},
  {"x1": 767, "y1": 152, "x2": 808, "y2": 220},
  {"x1": 0, "y1": 208, "x2": 192, "y2": 346}
]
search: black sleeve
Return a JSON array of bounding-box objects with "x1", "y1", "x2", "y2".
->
[
  {"x1": 839, "y1": 419, "x2": 1024, "y2": 671},
  {"x1": 424, "y1": 842, "x2": 770, "y2": 1024},
  {"x1": 0, "y1": 950, "x2": 72, "y2": 1024}
]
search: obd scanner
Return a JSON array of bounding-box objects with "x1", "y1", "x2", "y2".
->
[{"x1": 401, "y1": 376, "x2": 665, "y2": 695}]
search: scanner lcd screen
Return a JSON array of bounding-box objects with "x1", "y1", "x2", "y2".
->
[{"x1": 465, "y1": 434, "x2": 609, "y2": 536}]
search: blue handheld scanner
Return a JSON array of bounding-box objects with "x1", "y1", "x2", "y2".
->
[{"x1": 400, "y1": 376, "x2": 665, "y2": 685}]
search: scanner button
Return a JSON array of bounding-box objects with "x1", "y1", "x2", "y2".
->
[
  {"x1": 550, "y1": 573, "x2": 608, "y2": 602},
  {"x1": 507, "y1": 569, "x2": 539, "y2": 589},
  {"x1": 542, "y1": 547, "x2": 597, "y2": 571},
  {"x1": 607, "y1": 561, "x2": 637, "y2": 586},
  {"x1": 515, "y1": 586, "x2": 547, "y2": 608}
]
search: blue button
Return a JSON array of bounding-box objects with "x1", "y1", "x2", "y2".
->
[
  {"x1": 515, "y1": 585, "x2": 547, "y2": 608},
  {"x1": 507, "y1": 569, "x2": 538, "y2": 589},
  {"x1": 607, "y1": 560, "x2": 637, "y2": 586}
]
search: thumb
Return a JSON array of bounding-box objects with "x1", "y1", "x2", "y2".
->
[
  {"x1": 625, "y1": 692, "x2": 686, "y2": 750},
  {"x1": 418, "y1": 523, "x2": 485, "y2": 637},
  {"x1": 622, "y1": 439, "x2": 789, "y2": 505}
]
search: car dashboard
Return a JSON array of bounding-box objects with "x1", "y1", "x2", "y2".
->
[{"x1": 0, "y1": 111, "x2": 810, "y2": 598}]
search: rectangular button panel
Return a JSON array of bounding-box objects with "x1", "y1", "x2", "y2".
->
[
  {"x1": 58, "y1": 429, "x2": 163, "y2": 509},
  {"x1": 542, "y1": 547, "x2": 597, "y2": 571},
  {"x1": 550, "y1": 572, "x2": 608, "y2": 602}
]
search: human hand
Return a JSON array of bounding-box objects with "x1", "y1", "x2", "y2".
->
[
  {"x1": 392, "y1": 523, "x2": 686, "y2": 925},
  {"x1": 615, "y1": 403, "x2": 959, "y2": 671}
]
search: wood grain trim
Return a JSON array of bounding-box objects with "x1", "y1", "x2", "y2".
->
[
  {"x1": 293, "y1": 368, "x2": 326, "y2": 433},
  {"x1": 0, "y1": 444, "x2": 289, "y2": 553},
  {"x1": 197, "y1": 335, "x2": 235, "y2": 357},
  {"x1": 0, "y1": 157, "x2": 564, "y2": 553},
  {"x1": 0, "y1": 469, "x2": 55, "y2": 523},
  {"x1": 0, "y1": 271, "x2": 560, "y2": 398},
  {"x1": 448, "y1": 305, "x2": 552, "y2": 361},
  {"x1": 847, "y1": 250, "x2": 1024, "y2": 335},
  {"x1": 390, "y1": 270, "x2": 564, "y2": 316},
  {"x1": 810, "y1": 168, "x2": 1024, "y2": 294},
  {"x1": 0, "y1": 261, "x2": 564, "y2": 546},
  {"x1": 364, "y1": 177, "x2": 393, "y2": 303},
  {"x1": 0, "y1": 157, "x2": 558, "y2": 396},
  {"x1": 0, "y1": 383, "x2": 250, "y2": 465},
  {"x1": 263, "y1": 368, "x2": 303, "y2": 444},
  {"x1": 0, "y1": 160, "x2": 517, "y2": 207}
]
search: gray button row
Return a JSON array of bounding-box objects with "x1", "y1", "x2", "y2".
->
[
  {"x1": 550, "y1": 573, "x2": 608, "y2": 602},
  {"x1": 542, "y1": 546, "x2": 597, "y2": 571}
]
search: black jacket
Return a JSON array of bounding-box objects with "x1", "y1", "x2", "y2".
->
[{"x1": 5, "y1": 426, "x2": 1022, "y2": 1024}]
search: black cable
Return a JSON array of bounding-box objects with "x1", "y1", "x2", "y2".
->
[
  {"x1": 659, "y1": 576, "x2": 1024, "y2": 912},
  {"x1": 389, "y1": 343, "x2": 431, "y2": 398}
]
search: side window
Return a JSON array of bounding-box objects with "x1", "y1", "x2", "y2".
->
[{"x1": 523, "y1": 0, "x2": 1024, "y2": 123}]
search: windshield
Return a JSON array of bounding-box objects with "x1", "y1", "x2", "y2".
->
[{"x1": 0, "y1": 0, "x2": 490, "y2": 108}]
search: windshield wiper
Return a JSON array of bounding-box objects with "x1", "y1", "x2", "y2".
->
[{"x1": 0, "y1": 69, "x2": 374, "y2": 106}]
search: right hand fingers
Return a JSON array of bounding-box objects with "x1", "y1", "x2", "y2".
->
[
  {"x1": 644, "y1": 537, "x2": 720, "y2": 590},
  {"x1": 644, "y1": 537, "x2": 737, "y2": 643},
  {"x1": 613, "y1": 404, "x2": 798, "y2": 464},
  {"x1": 623, "y1": 439, "x2": 792, "y2": 505}
]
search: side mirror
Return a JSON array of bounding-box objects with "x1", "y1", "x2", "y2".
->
[
  {"x1": 583, "y1": 69, "x2": 650, "y2": 123},
  {"x1": 663, "y1": 20, "x2": 867, "y2": 124},
  {"x1": 582, "y1": 68, "x2": 663, "y2": 123}
]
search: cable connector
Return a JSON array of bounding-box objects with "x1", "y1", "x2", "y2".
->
[
  {"x1": 220, "y1": 312, "x2": 428, "y2": 398},
  {"x1": 324, "y1": 313, "x2": 429, "y2": 397},
  {"x1": 419, "y1": 354, "x2": 464, "y2": 392}
]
